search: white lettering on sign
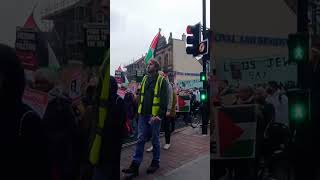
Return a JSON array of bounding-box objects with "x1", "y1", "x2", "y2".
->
[
  {"x1": 17, "y1": 32, "x2": 36, "y2": 40},
  {"x1": 87, "y1": 29, "x2": 100, "y2": 34},
  {"x1": 15, "y1": 42, "x2": 36, "y2": 51},
  {"x1": 87, "y1": 35, "x2": 100, "y2": 41},
  {"x1": 86, "y1": 27, "x2": 107, "y2": 48}
]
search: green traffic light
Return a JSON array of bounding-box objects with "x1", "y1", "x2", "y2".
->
[
  {"x1": 201, "y1": 75, "x2": 206, "y2": 81},
  {"x1": 293, "y1": 45, "x2": 304, "y2": 61},
  {"x1": 201, "y1": 94, "x2": 206, "y2": 101},
  {"x1": 290, "y1": 103, "x2": 307, "y2": 122},
  {"x1": 200, "y1": 72, "x2": 206, "y2": 81},
  {"x1": 288, "y1": 33, "x2": 309, "y2": 63}
]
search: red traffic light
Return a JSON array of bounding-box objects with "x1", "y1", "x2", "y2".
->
[
  {"x1": 186, "y1": 23, "x2": 201, "y2": 56},
  {"x1": 186, "y1": 26, "x2": 193, "y2": 34}
]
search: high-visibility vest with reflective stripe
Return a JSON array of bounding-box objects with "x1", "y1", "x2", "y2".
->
[
  {"x1": 89, "y1": 49, "x2": 109, "y2": 165},
  {"x1": 138, "y1": 74, "x2": 164, "y2": 116}
]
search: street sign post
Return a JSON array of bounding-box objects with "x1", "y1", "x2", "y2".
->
[{"x1": 198, "y1": 39, "x2": 208, "y2": 55}]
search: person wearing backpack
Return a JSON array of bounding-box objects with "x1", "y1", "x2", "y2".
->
[
  {"x1": 0, "y1": 44, "x2": 50, "y2": 180},
  {"x1": 91, "y1": 76, "x2": 126, "y2": 180}
]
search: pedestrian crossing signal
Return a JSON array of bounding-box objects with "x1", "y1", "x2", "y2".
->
[
  {"x1": 200, "y1": 72, "x2": 206, "y2": 81},
  {"x1": 288, "y1": 33, "x2": 309, "y2": 63},
  {"x1": 200, "y1": 89, "x2": 207, "y2": 102},
  {"x1": 288, "y1": 89, "x2": 309, "y2": 124}
]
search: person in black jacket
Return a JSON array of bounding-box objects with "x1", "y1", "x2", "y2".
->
[
  {"x1": 0, "y1": 43, "x2": 50, "y2": 180},
  {"x1": 33, "y1": 68, "x2": 79, "y2": 180},
  {"x1": 92, "y1": 76, "x2": 126, "y2": 180}
]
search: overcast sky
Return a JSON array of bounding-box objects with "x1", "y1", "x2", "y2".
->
[{"x1": 110, "y1": 0, "x2": 210, "y2": 75}]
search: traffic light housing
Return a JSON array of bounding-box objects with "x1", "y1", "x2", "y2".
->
[
  {"x1": 288, "y1": 89, "x2": 310, "y2": 125},
  {"x1": 186, "y1": 23, "x2": 201, "y2": 56},
  {"x1": 288, "y1": 33, "x2": 309, "y2": 63},
  {"x1": 200, "y1": 89, "x2": 207, "y2": 102},
  {"x1": 200, "y1": 72, "x2": 206, "y2": 81}
]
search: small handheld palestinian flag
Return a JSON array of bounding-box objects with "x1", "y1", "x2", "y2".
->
[{"x1": 145, "y1": 29, "x2": 161, "y2": 64}]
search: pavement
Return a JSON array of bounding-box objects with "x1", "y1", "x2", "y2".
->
[
  {"x1": 120, "y1": 126, "x2": 210, "y2": 180},
  {"x1": 155, "y1": 154, "x2": 210, "y2": 180}
]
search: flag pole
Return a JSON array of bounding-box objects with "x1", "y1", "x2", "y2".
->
[{"x1": 32, "y1": 2, "x2": 39, "y2": 14}]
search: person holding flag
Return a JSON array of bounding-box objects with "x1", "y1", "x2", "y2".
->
[{"x1": 144, "y1": 29, "x2": 161, "y2": 64}]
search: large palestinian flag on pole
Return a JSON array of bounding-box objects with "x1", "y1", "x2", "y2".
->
[
  {"x1": 145, "y1": 30, "x2": 161, "y2": 64},
  {"x1": 212, "y1": 104, "x2": 257, "y2": 159}
]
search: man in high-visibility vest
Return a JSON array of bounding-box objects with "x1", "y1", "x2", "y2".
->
[{"x1": 122, "y1": 58, "x2": 168, "y2": 178}]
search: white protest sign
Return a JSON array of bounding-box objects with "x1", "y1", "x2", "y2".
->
[{"x1": 216, "y1": 56, "x2": 297, "y2": 86}]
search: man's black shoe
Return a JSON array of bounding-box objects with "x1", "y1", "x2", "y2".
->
[
  {"x1": 122, "y1": 161, "x2": 139, "y2": 177},
  {"x1": 146, "y1": 160, "x2": 160, "y2": 174}
]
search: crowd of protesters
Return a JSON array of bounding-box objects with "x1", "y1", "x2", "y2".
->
[
  {"x1": 213, "y1": 79, "x2": 292, "y2": 179},
  {"x1": 1, "y1": 43, "x2": 204, "y2": 180}
]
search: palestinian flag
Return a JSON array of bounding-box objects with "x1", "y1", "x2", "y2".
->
[
  {"x1": 24, "y1": 7, "x2": 40, "y2": 30},
  {"x1": 214, "y1": 105, "x2": 257, "y2": 159},
  {"x1": 16, "y1": 5, "x2": 40, "y2": 71},
  {"x1": 145, "y1": 30, "x2": 161, "y2": 64},
  {"x1": 47, "y1": 42, "x2": 60, "y2": 72},
  {"x1": 177, "y1": 95, "x2": 191, "y2": 112}
]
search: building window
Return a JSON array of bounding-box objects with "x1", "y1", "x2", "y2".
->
[
  {"x1": 168, "y1": 53, "x2": 173, "y2": 66},
  {"x1": 165, "y1": 54, "x2": 168, "y2": 67},
  {"x1": 158, "y1": 57, "x2": 162, "y2": 66}
]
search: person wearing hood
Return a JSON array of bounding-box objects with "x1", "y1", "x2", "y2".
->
[
  {"x1": 33, "y1": 68, "x2": 79, "y2": 180},
  {"x1": 0, "y1": 44, "x2": 50, "y2": 180},
  {"x1": 92, "y1": 76, "x2": 126, "y2": 180}
]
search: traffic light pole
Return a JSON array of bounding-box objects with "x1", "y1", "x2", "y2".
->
[
  {"x1": 297, "y1": 0, "x2": 308, "y2": 89},
  {"x1": 201, "y1": 0, "x2": 208, "y2": 135},
  {"x1": 293, "y1": 1, "x2": 314, "y2": 179}
]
